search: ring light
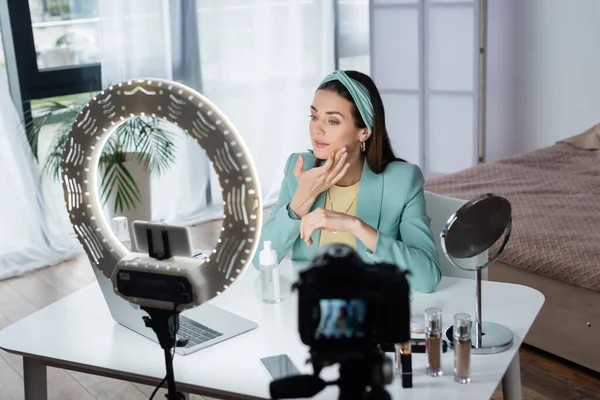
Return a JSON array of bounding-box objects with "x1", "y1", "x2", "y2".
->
[{"x1": 61, "y1": 78, "x2": 263, "y2": 311}]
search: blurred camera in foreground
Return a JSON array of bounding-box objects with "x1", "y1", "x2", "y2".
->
[{"x1": 270, "y1": 244, "x2": 411, "y2": 400}]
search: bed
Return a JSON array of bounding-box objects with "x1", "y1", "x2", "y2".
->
[{"x1": 423, "y1": 124, "x2": 600, "y2": 373}]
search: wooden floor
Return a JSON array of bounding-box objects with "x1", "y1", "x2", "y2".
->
[{"x1": 1, "y1": 221, "x2": 599, "y2": 399}]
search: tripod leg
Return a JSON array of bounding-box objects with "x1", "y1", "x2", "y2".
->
[
  {"x1": 164, "y1": 346, "x2": 178, "y2": 399},
  {"x1": 141, "y1": 307, "x2": 185, "y2": 400}
]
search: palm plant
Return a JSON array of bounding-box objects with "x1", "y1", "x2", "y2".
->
[{"x1": 25, "y1": 93, "x2": 180, "y2": 213}]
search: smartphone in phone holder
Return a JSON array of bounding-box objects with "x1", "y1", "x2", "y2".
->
[{"x1": 131, "y1": 220, "x2": 194, "y2": 259}]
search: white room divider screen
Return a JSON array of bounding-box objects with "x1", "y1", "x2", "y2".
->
[{"x1": 369, "y1": 0, "x2": 485, "y2": 177}]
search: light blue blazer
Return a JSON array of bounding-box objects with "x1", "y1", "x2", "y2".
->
[{"x1": 253, "y1": 152, "x2": 441, "y2": 293}]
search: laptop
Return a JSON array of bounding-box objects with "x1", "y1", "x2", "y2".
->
[{"x1": 92, "y1": 248, "x2": 258, "y2": 356}]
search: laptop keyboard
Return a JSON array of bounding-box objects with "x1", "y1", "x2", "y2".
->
[{"x1": 178, "y1": 316, "x2": 223, "y2": 348}]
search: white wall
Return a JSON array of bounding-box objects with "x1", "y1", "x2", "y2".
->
[{"x1": 485, "y1": 0, "x2": 600, "y2": 162}]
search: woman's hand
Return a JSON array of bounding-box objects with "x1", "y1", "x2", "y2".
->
[
  {"x1": 300, "y1": 208, "x2": 358, "y2": 246},
  {"x1": 289, "y1": 149, "x2": 350, "y2": 218}
]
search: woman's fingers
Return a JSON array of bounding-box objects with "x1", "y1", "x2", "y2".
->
[
  {"x1": 329, "y1": 151, "x2": 348, "y2": 179},
  {"x1": 300, "y1": 213, "x2": 313, "y2": 241},
  {"x1": 321, "y1": 151, "x2": 335, "y2": 172},
  {"x1": 304, "y1": 226, "x2": 315, "y2": 244},
  {"x1": 323, "y1": 147, "x2": 347, "y2": 184},
  {"x1": 303, "y1": 218, "x2": 313, "y2": 242},
  {"x1": 331, "y1": 162, "x2": 351, "y2": 186},
  {"x1": 335, "y1": 147, "x2": 347, "y2": 164},
  {"x1": 302, "y1": 216, "x2": 317, "y2": 245},
  {"x1": 293, "y1": 155, "x2": 305, "y2": 177},
  {"x1": 301, "y1": 209, "x2": 334, "y2": 246},
  {"x1": 319, "y1": 148, "x2": 344, "y2": 173}
]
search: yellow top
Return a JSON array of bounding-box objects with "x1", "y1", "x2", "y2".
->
[{"x1": 319, "y1": 181, "x2": 360, "y2": 250}]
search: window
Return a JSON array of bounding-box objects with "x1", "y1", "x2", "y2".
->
[
  {"x1": 5, "y1": 0, "x2": 101, "y2": 111},
  {"x1": 28, "y1": 0, "x2": 100, "y2": 70},
  {"x1": 6, "y1": 0, "x2": 371, "y2": 117}
]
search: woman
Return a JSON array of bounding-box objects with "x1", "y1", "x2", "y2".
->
[{"x1": 254, "y1": 70, "x2": 441, "y2": 293}]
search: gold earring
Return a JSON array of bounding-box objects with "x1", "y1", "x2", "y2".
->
[{"x1": 360, "y1": 141, "x2": 366, "y2": 152}]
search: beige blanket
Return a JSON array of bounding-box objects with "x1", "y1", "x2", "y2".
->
[{"x1": 424, "y1": 141, "x2": 600, "y2": 292}]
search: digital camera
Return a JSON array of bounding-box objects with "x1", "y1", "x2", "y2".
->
[{"x1": 293, "y1": 244, "x2": 411, "y2": 360}]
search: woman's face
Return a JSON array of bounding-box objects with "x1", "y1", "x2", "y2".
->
[{"x1": 309, "y1": 89, "x2": 367, "y2": 160}]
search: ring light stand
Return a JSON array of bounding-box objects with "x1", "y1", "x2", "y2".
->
[{"x1": 61, "y1": 79, "x2": 263, "y2": 398}]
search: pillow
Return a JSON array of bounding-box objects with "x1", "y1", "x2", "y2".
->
[{"x1": 557, "y1": 123, "x2": 600, "y2": 150}]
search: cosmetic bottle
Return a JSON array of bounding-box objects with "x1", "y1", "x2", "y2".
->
[
  {"x1": 111, "y1": 216, "x2": 131, "y2": 250},
  {"x1": 453, "y1": 313, "x2": 472, "y2": 383},
  {"x1": 410, "y1": 313, "x2": 425, "y2": 334},
  {"x1": 425, "y1": 307, "x2": 443, "y2": 377},
  {"x1": 259, "y1": 241, "x2": 282, "y2": 304},
  {"x1": 395, "y1": 342, "x2": 413, "y2": 388}
]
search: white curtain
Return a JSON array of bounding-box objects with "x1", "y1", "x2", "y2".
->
[
  {"x1": 98, "y1": 0, "x2": 210, "y2": 227},
  {"x1": 196, "y1": 0, "x2": 334, "y2": 209},
  {"x1": 0, "y1": 69, "x2": 80, "y2": 280},
  {"x1": 98, "y1": 0, "x2": 334, "y2": 225}
]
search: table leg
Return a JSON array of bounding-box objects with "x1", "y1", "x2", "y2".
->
[
  {"x1": 502, "y1": 352, "x2": 522, "y2": 400},
  {"x1": 23, "y1": 357, "x2": 48, "y2": 400}
]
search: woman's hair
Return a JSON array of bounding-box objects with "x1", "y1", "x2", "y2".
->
[{"x1": 313, "y1": 70, "x2": 406, "y2": 173}]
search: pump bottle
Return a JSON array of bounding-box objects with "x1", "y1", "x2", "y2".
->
[{"x1": 259, "y1": 241, "x2": 281, "y2": 304}]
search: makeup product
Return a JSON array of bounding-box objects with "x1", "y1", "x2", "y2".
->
[
  {"x1": 425, "y1": 307, "x2": 443, "y2": 377},
  {"x1": 453, "y1": 313, "x2": 472, "y2": 384},
  {"x1": 409, "y1": 338, "x2": 447, "y2": 354},
  {"x1": 410, "y1": 313, "x2": 425, "y2": 334},
  {"x1": 395, "y1": 342, "x2": 412, "y2": 388},
  {"x1": 111, "y1": 216, "x2": 131, "y2": 250},
  {"x1": 259, "y1": 241, "x2": 282, "y2": 304}
]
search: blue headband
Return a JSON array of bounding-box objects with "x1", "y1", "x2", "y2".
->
[{"x1": 319, "y1": 70, "x2": 373, "y2": 133}]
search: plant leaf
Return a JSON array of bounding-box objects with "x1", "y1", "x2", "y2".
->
[
  {"x1": 26, "y1": 93, "x2": 180, "y2": 214},
  {"x1": 42, "y1": 131, "x2": 70, "y2": 181},
  {"x1": 22, "y1": 93, "x2": 96, "y2": 172},
  {"x1": 128, "y1": 116, "x2": 179, "y2": 176},
  {"x1": 99, "y1": 155, "x2": 142, "y2": 214},
  {"x1": 22, "y1": 106, "x2": 45, "y2": 162},
  {"x1": 115, "y1": 161, "x2": 142, "y2": 211}
]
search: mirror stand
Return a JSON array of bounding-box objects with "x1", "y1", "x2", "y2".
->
[
  {"x1": 440, "y1": 193, "x2": 514, "y2": 355},
  {"x1": 444, "y1": 266, "x2": 514, "y2": 354}
]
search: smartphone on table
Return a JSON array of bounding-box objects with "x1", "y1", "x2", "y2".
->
[{"x1": 260, "y1": 354, "x2": 300, "y2": 380}]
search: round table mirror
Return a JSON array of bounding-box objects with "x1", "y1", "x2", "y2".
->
[{"x1": 440, "y1": 193, "x2": 513, "y2": 354}]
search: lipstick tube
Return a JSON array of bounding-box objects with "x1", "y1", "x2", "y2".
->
[{"x1": 395, "y1": 342, "x2": 412, "y2": 388}]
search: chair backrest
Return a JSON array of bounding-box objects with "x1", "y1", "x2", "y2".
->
[{"x1": 424, "y1": 191, "x2": 488, "y2": 280}]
